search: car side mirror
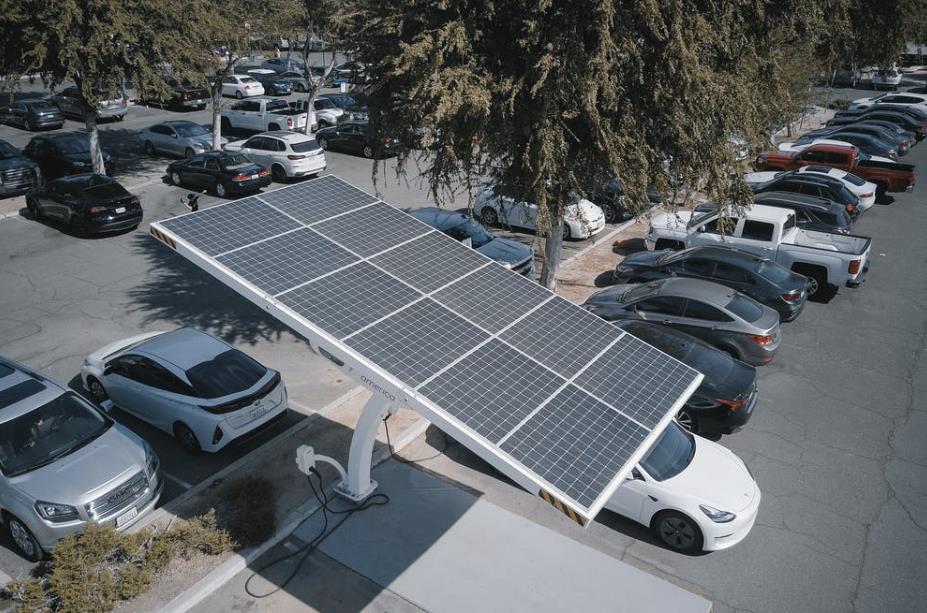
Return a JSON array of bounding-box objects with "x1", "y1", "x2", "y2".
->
[
  {"x1": 697, "y1": 225, "x2": 706, "y2": 233},
  {"x1": 103, "y1": 365, "x2": 115, "y2": 376},
  {"x1": 171, "y1": 133, "x2": 178, "y2": 139},
  {"x1": 630, "y1": 467, "x2": 644, "y2": 481},
  {"x1": 98, "y1": 399, "x2": 114, "y2": 413}
]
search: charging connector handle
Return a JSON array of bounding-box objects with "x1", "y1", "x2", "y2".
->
[{"x1": 295, "y1": 444, "x2": 348, "y2": 484}]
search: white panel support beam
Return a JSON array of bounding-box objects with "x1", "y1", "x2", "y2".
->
[{"x1": 334, "y1": 394, "x2": 397, "y2": 503}]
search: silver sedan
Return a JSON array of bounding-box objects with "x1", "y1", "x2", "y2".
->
[{"x1": 138, "y1": 121, "x2": 226, "y2": 158}]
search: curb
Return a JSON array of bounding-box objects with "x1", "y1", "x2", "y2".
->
[{"x1": 158, "y1": 415, "x2": 431, "y2": 613}]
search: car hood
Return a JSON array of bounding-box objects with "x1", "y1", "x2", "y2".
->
[
  {"x1": 619, "y1": 250, "x2": 665, "y2": 269},
  {"x1": 583, "y1": 283, "x2": 638, "y2": 307},
  {"x1": 86, "y1": 331, "x2": 166, "y2": 367},
  {"x1": 663, "y1": 436, "x2": 757, "y2": 513},
  {"x1": 184, "y1": 134, "x2": 219, "y2": 148},
  {"x1": 743, "y1": 171, "x2": 780, "y2": 186},
  {"x1": 476, "y1": 237, "x2": 532, "y2": 265},
  {"x1": 8, "y1": 425, "x2": 145, "y2": 504},
  {"x1": 0, "y1": 156, "x2": 37, "y2": 171},
  {"x1": 565, "y1": 198, "x2": 603, "y2": 222},
  {"x1": 223, "y1": 139, "x2": 247, "y2": 152},
  {"x1": 650, "y1": 211, "x2": 695, "y2": 232}
]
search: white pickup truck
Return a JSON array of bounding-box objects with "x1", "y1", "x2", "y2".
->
[
  {"x1": 220, "y1": 97, "x2": 309, "y2": 132},
  {"x1": 647, "y1": 204, "x2": 871, "y2": 298}
]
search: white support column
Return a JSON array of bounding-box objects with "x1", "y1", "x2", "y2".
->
[{"x1": 334, "y1": 394, "x2": 395, "y2": 503}]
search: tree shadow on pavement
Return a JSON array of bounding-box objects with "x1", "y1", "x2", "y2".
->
[
  {"x1": 125, "y1": 233, "x2": 294, "y2": 346},
  {"x1": 99, "y1": 129, "x2": 166, "y2": 181}
]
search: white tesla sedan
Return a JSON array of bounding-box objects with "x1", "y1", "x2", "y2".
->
[
  {"x1": 80, "y1": 328, "x2": 288, "y2": 454},
  {"x1": 606, "y1": 421, "x2": 760, "y2": 552},
  {"x1": 473, "y1": 186, "x2": 606, "y2": 240}
]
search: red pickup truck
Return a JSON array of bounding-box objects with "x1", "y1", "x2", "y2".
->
[{"x1": 755, "y1": 143, "x2": 916, "y2": 199}]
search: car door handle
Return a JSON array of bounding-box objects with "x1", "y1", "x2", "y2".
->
[
  {"x1": 662, "y1": 320, "x2": 671, "y2": 325},
  {"x1": 648, "y1": 495, "x2": 658, "y2": 502}
]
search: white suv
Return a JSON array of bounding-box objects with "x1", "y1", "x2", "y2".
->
[{"x1": 224, "y1": 131, "x2": 327, "y2": 182}]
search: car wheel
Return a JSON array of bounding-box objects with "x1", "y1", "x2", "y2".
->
[
  {"x1": 26, "y1": 118, "x2": 36, "y2": 131},
  {"x1": 271, "y1": 164, "x2": 288, "y2": 183},
  {"x1": 6, "y1": 514, "x2": 43, "y2": 562},
  {"x1": 25, "y1": 197, "x2": 40, "y2": 219},
  {"x1": 235, "y1": 90, "x2": 243, "y2": 99},
  {"x1": 317, "y1": 137, "x2": 328, "y2": 150},
  {"x1": 269, "y1": 123, "x2": 280, "y2": 131},
  {"x1": 676, "y1": 408, "x2": 697, "y2": 433},
  {"x1": 184, "y1": 147, "x2": 195, "y2": 159},
  {"x1": 362, "y1": 145, "x2": 374, "y2": 159},
  {"x1": 654, "y1": 239, "x2": 683, "y2": 251},
  {"x1": 173, "y1": 422, "x2": 202, "y2": 454},
  {"x1": 87, "y1": 376, "x2": 108, "y2": 405},
  {"x1": 171, "y1": 171, "x2": 182, "y2": 186},
  {"x1": 221, "y1": 117, "x2": 232, "y2": 132},
  {"x1": 318, "y1": 119, "x2": 330, "y2": 129},
  {"x1": 652, "y1": 510, "x2": 703, "y2": 553},
  {"x1": 719, "y1": 345, "x2": 741, "y2": 361},
  {"x1": 215, "y1": 181, "x2": 227, "y2": 198},
  {"x1": 603, "y1": 203, "x2": 620, "y2": 224},
  {"x1": 297, "y1": 84, "x2": 306, "y2": 93},
  {"x1": 480, "y1": 207, "x2": 499, "y2": 226},
  {"x1": 562, "y1": 224, "x2": 572, "y2": 240},
  {"x1": 144, "y1": 140, "x2": 156, "y2": 156},
  {"x1": 875, "y1": 182, "x2": 888, "y2": 204}
]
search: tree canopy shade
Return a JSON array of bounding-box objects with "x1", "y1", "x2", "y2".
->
[{"x1": 338, "y1": 0, "x2": 921, "y2": 287}]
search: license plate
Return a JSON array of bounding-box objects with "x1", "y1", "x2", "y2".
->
[
  {"x1": 114, "y1": 206, "x2": 126, "y2": 213},
  {"x1": 250, "y1": 406, "x2": 266, "y2": 419},
  {"x1": 115, "y1": 507, "x2": 138, "y2": 528}
]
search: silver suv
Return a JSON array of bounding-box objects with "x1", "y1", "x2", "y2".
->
[{"x1": 0, "y1": 356, "x2": 161, "y2": 561}]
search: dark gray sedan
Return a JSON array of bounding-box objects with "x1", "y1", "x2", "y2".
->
[
  {"x1": 582, "y1": 277, "x2": 782, "y2": 366},
  {"x1": 0, "y1": 99, "x2": 64, "y2": 131}
]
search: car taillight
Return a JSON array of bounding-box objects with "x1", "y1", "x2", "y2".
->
[
  {"x1": 716, "y1": 398, "x2": 747, "y2": 411},
  {"x1": 848, "y1": 259, "x2": 862, "y2": 274},
  {"x1": 232, "y1": 173, "x2": 250, "y2": 181},
  {"x1": 781, "y1": 290, "x2": 801, "y2": 303},
  {"x1": 287, "y1": 154, "x2": 306, "y2": 160},
  {"x1": 180, "y1": 92, "x2": 189, "y2": 101},
  {"x1": 859, "y1": 192, "x2": 873, "y2": 199},
  {"x1": 130, "y1": 196, "x2": 141, "y2": 208},
  {"x1": 846, "y1": 203, "x2": 857, "y2": 214},
  {"x1": 747, "y1": 334, "x2": 774, "y2": 346},
  {"x1": 258, "y1": 168, "x2": 270, "y2": 177},
  {"x1": 88, "y1": 206, "x2": 108, "y2": 213},
  {"x1": 887, "y1": 150, "x2": 897, "y2": 158},
  {"x1": 287, "y1": 117, "x2": 293, "y2": 128}
]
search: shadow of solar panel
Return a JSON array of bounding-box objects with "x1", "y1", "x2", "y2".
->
[
  {"x1": 418, "y1": 339, "x2": 566, "y2": 443},
  {"x1": 216, "y1": 228, "x2": 359, "y2": 296},
  {"x1": 277, "y1": 261, "x2": 422, "y2": 339},
  {"x1": 574, "y1": 333, "x2": 701, "y2": 429},
  {"x1": 312, "y1": 202, "x2": 432, "y2": 257},
  {"x1": 158, "y1": 197, "x2": 301, "y2": 256},
  {"x1": 431, "y1": 264, "x2": 553, "y2": 333},
  {"x1": 345, "y1": 298, "x2": 489, "y2": 387},
  {"x1": 501, "y1": 385, "x2": 649, "y2": 509},
  {"x1": 259, "y1": 175, "x2": 378, "y2": 224},
  {"x1": 370, "y1": 232, "x2": 491, "y2": 294},
  {"x1": 500, "y1": 297, "x2": 624, "y2": 378}
]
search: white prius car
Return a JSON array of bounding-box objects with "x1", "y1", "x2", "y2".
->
[
  {"x1": 473, "y1": 186, "x2": 606, "y2": 240},
  {"x1": 743, "y1": 166, "x2": 877, "y2": 212},
  {"x1": 80, "y1": 328, "x2": 288, "y2": 454},
  {"x1": 605, "y1": 421, "x2": 760, "y2": 552},
  {"x1": 224, "y1": 130, "x2": 327, "y2": 182}
]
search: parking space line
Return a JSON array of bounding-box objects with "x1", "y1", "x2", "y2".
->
[
  {"x1": 162, "y1": 471, "x2": 195, "y2": 490},
  {"x1": 0, "y1": 568, "x2": 11, "y2": 586}
]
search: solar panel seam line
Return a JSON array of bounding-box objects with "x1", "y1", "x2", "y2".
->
[
  {"x1": 212, "y1": 225, "x2": 307, "y2": 258},
  {"x1": 252, "y1": 192, "x2": 335, "y2": 227},
  {"x1": 418, "y1": 260, "x2": 494, "y2": 297},
  {"x1": 495, "y1": 332, "x2": 628, "y2": 447},
  {"x1": 339, "y1": 295, "x2": 430, "y2": 341}
]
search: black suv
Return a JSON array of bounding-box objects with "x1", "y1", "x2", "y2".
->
[
  {"x1": 23, "y1": 133, "x2": 112, "y2": 180},
  {"x1": 752, "y1": 192, "x2": 853, "y2": 235}
]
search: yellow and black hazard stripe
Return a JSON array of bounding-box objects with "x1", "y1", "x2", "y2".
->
[
  {"x1": 539, "y1": 488, "x2": 587, "y2": 526},
  {"x1": 149, "y1": 226, "x2": 176, "y2": 249}
]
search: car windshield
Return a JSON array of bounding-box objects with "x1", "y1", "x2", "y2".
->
[
  {"x1": 83, "y1": 182, "x2": 130, "y2": 199},
  {"x1": 185, "y1": 349, "x2": 267, "y2": 398},
  {"x1": 290, "y1": 140, "x2": 320, "y2": 153},
  {"x1": 221, "y1": 154, "x2": 253, "y2": 170},
  {"x1": 687, "y1": 210, "x2": 717, "y2": 229},
  {"x1": 0, "y1": 392, "x2": 111, "y2": 477},
  {"x1": 447, "y1": 218, "x2": 493, "y2": 248},
  {"x1": 174, "y1": 123, "x2": 209, "y2": 137},
  {"x1": 755, "y1": 259, "x2": 793, "y2": 284},
  {"x1": 265, "y1": 100, "x2": 289, "y2": 112},
  {"x1": 619, "y1": 280, "x2": 664, "y2": 302},
  {"x1": 641, "y1": 422, "x2": 695, "y2": 482},
  {"x1": 0, "y1": 142, "x2": 19, "y2": 159},
  {"x1": 726, "y1": 293, "x2": 765, "y2": 322},
  {"x1": 56, "y1": 138, "x2": 90, "y2": 154},
  {"x1": 314, "y1": 98, "x2": 336, "y2": 110}
]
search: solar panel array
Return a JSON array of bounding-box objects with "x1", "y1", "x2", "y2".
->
[{"x1": 154, "y1": 175, "x2": 701, "y2": 519}]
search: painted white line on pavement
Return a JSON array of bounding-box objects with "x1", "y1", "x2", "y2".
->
[
  {"x1": 162, "y1": 472, "x2": 195, "y2": 490},
  {"x1": 560, "y1": 216, "x2": 638, "y2": 267},
  {"x1": 0, "y1": 567, "x2": 12, "y2": 587}
]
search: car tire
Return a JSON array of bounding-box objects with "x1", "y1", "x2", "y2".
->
[
  {"x1": 271, "y1": 164, "x2": 288, "y2": 183},
  {"x1": 184, "y1": 148, "x2": 195, "y2": 159},
  {"x1": 875, "y1": 182, "x2": 888, "y2": 204},
  {"x1": 6, "y1": 513, "x2": 43, "y2": 562},
  {"x1": 235, "y1": 90, "x2": 243, "y2": 99},
  {"x1": 269, "y1": 123, "x2": 280, "y2": 131},
  {"x1": 144, "y1": 140, "x2": 156, "y2": 156},
  {"x1": 317, "y1": 137, "x2": 328, "y2": 150},
  {"x1": 793, "y1": 264, "x2": 827, "y2": 299},
  {"x1": 654, "y1": 239, "x2": 683, "y2": 251},
  {"x1": 170, "y1": 171, "x2": 182, "y2": 186},
  {"x1": 652, "y1": 510, "x2": 703, "y2": 554},
  {"x1": 562, "y1": 224, "x2": 572, "y2": 240},
  {"x1": 25, "y1": 197, "x2": 40, "y2": 219},
  {"x1": 221, "y1": 117, "x2": 232, "y2": 132},
  {"x1": 87, "y1": 376, "x2": 108, "y2": 405},
  {"x1": 718, "y1": 345, "x2": 741, "y2": 361},
  {"x1": 26, "y1": 119, "x2": 36, "y2": 131},
  {"x1": 215, "y1": 181, "x2": 227, "y2": 198},
  {"x1": 173, "y1": 422, "x2": 202, "y2": 454},
  {"x1": 676, "y1": 408, "x2": 697, "y2": 433},
  {"x1": 362, "y1": 145, "x2": 374, "y2": 159},
  {"x1": 603, "y1": 203, "x2": 620, "y2": 224},
  {"x1": 480, "y1": 207, "x2": 499, "y2": 226}
]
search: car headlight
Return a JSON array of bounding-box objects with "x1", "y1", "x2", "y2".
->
[
  {"x1": 35, "y1": 500, "x2": 80, "y2": 523},
  {"x1": 145, "y1": 443, "x2": 160, "y2": 477},
  {"x1": 699, "y1": 504, "x2": 736, "y2": 523}
]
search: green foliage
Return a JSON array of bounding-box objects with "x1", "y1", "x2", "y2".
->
[{"x1": 5, "y1": 510, "x2": 232, "y2": 613}]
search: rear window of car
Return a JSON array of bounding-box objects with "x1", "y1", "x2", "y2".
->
[
  {"x1": 84, "y1": 183, "x2": 130, "y2": 199},
  {"x1": 221, "y1": 153, "x2": 253, "y2": 170},
  {"x1": 842, "y1": 172, "x2": 865, "y2": 186},
  {"x1": 185, "y1": 350, "x2": 267, "y2": 399},
  {"x1": 726, "y1": 294, "x2": 765, "y2": 322},
  {"x1": 290, "y1": 140, "x2": 320, "y2": 153},
  {"x1": 0, "y1": 364, "x2": 13, "y2": 379},
  {"x1": 265, "y1": 100, "x2": 289, "y2": 112},
  {"x1": 240, "y1": 77, "x2": 257, "y2": 83},
  {"x1": 0, "y1": 380, "x2": 46, "y2": 409},
  {"x1": 25, "y1": 101, "x2": 57, "y2": 111},
  {"x1": 755, "y1": 259, "x2": 793, "y2": 284}
]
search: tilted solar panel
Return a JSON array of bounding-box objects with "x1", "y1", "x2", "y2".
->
[{"x1": 152, "y1": 175, "x2": 702, "y2": 525}]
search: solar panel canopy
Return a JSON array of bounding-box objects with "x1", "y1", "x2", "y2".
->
[{"x1": 150, "y1": 175, "x2": 701, "y2": 525}]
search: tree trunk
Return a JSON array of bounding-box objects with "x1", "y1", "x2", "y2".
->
[
  {"x1": 301, "y1": 44, "x2": 337, "y2": 136},
  {"x1": 212, "y1": 82, "x2": 223, "y2": 150},
  {"x1": 85, "y1": 113, "x2": 105, "y2": 175},
  {"x1": 539, "y1": 222, "x2": 563, "y2": 289}
]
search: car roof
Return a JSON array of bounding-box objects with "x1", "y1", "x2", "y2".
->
[
  {"x1": 0, "y1": 356, "x2": 66, "y2": 423},
  {"x1": 133, "y1": 328, "x2": 232, "y2": 370},
  {"x1": 248, "y1": 68, "x2": 276, "y2": 75},
  {"x1": 796, "y1": 166, "x2": 845, "y2": 178},
  {"x1": 37, "y1": 131, "x2": 87, "y2": 142},
  {"x1": 675, "y1": 244, "x2": 762, "y2": 265},
  {"x1": 774, "y1": 173, "x2": 842, "y2": 188},
  {"x1": 160, "y1": 120, "x2": 201, "y2": 128},
  {"x1": 638, "y1": 277, "x2": 737, "y2": 304},
  {"x1": 734, "y1": 203, "x2": 793, "y2": 223},
  {"x1": 754, "y1": 191, "x2": 838, "y2": 211},
  {"x1": 52, "y1": 173, "x2": 116, "y2": 186},
  {"x1": 262, "y1": 130, "x2": 315, "y2": 142}
]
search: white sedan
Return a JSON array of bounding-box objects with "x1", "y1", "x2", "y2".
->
[
  {"x1": 80, "y1": 328, "x2": 288, "y2": 454},
  {"x1": 224, "y1": 130, "x2": 327, "y2": 182},
  {"x1": 220, "y1": 75, "x2": 265, "y2": 99},
  {"x1": 848, "y1": 92, "x2": 927, "y2": 111},
  {"x1": 744, "y1": 167, "x2": 877, "y2": 212},
  {"x1": 474, "y1": 186, "x2": 606, "y2": 240},
  {"x1": 606, "y1": 421, "x2": 760, "y2": 552}
]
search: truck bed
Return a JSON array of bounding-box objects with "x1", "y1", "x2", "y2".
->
[
  {"x1": 859, "y1": 159, "x2": 916, "y2": 173},
  {"x1": 792, "y1": 230, "x2": 871, "y2": 256}
]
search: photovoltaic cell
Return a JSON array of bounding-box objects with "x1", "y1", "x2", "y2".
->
[
  {"x1": 259, "y1": 175, "x2": 378, "y2": 224},
  {"x1": 217, "y1": 228, "x2": 359, "y2": 296},
  {"x1": 312, "y1": 202, "x2": 432, "y2": 257},
  {"x1": 371, "y1": 232, "x2": 491, "y2": 294},
  {"x1": 158, "y1": 197, "x2": 301, "y2": 256},
  {"x1": 501, "y1": 385, "x2": 649, "y2": 509},
  {"x1": 345, "y1": 299, "x2": 489, "y2": 387},
  {"x1": 574, "y1": 333, "x2": 701, "y2": 429},
  {"x1": 419, "y1": 339, "x2": 566, "y2": 443},
  {"x1": 277, "y1": 262, "x2": 422, "y2": 339},
  {"x1": 431, "y1": 264, "x2": 553, "y2": 333},
  {"x1": 500, "y1": 296, "x2": 624, "y2": 378}
]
